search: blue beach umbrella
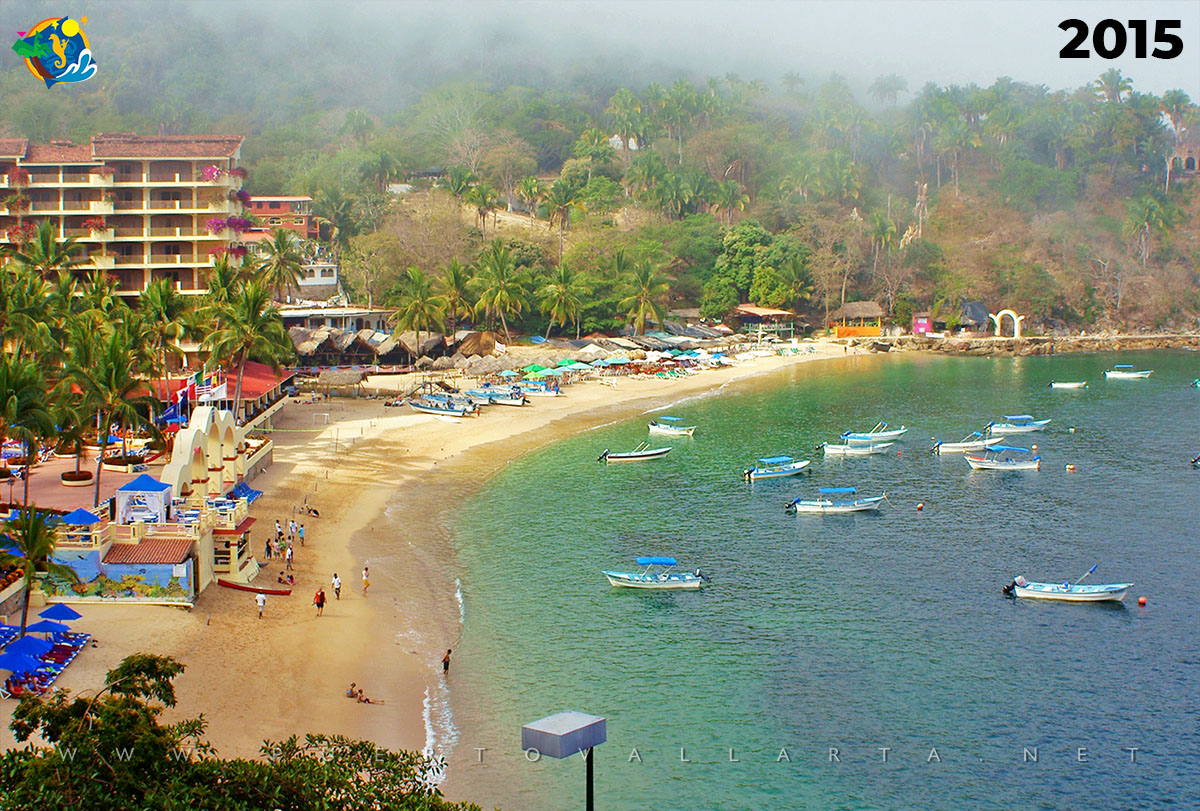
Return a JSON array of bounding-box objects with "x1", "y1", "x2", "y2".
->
[
  {"x1": 25, "y1": 620, "x2": 70, "y2": 634},
  {"x1": 0, "y1": 652, "x2": 43, "y2": 675},
  {"x1": 38, "y1": 603, "x2": 82, "y2": 621},
  {"x1": 497, "y1": 369, "x2": 519, "y2": 378},
  {"x1": 5, "y1": 634, "x2": 51, "y2": 657}
]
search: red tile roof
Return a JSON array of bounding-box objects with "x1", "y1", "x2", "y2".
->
[
  {"x1": 103, "y1": 538, "x2": 193, "y2": 565},
  {"x1": 0, "y1": 138, "x2": 28, "y2": 158},
  {"x1": 147, "y1": 361, "x2": 294, "y2": 402},
  {"x1": 23, "y1": 143, "x2": 95, "y2": 163},
  {"x1": 214, "y1": 516, "x2": 256, "y2": 535},
  {"x1": 91, "y1": 133, "x2": 243, "y2": 159}
]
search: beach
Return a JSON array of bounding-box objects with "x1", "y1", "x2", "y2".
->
[{"x1": 0, "y1": 341, "x2": 850, "y2": 779}]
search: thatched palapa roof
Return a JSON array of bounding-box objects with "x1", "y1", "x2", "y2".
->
[{"x1": 831, "y1": 300, "x2": 884, "y2": 320}]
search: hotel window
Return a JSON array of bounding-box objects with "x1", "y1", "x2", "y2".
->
[
  {"x1": 268, "y1": 217, "x2": 281, "y2": 225},
  {"x1": 269, "y1": 201, "x2": 280, "y2": 209}
]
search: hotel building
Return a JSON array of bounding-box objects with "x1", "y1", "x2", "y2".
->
[{"x1": 0, "y1": 133, "x2": 246, "y2": 296}]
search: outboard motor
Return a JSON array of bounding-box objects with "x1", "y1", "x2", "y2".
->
[{"x1": 1002, "y1": 580, "x2": 1017, "y2": 597}]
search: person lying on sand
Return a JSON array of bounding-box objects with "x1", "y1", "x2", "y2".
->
[{"x1": 356, "y1": 689, "x2": 384, "y2": 705}]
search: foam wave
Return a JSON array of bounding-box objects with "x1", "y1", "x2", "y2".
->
[
  {"x1": 455, "y1": 577, "x2": 465, "y2": 624},
  {"x1": 422, "y1": 681, "x2": 459, "y2": 785}
]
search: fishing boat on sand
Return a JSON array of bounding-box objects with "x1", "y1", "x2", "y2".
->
[
  {"x1": 1104, "y1": 365, "x2": 1152, "y2": 379},
  {"x1": 466, "y1": 386, "x2": 527, "y2": 406},
  {"x1": 603, "y1": 556, "x2": 709, "y2": 589},
  {"x1": 965, "y1": 445, "x2": 1041, "y2": 471},
  {"x1": 786, "y1": 487, "x2": 886, "y2": 514},
  {"x1": 743, "y1": 455, "x2": 811, "y2": 480},
  {"x1": 1049, "y1": 381, "x2": 1087, "y2": 389},
  {"x1": 217, "y1": 579, "x2": 292, "y2": 596},
  {"x1": 933, "y1": 431, "x2": 1004, "y2": 454},
  {"x1": 599, "y1": 443, "x2": 672, "y2": 463},
  {"x1": 985, "y1": 415, "x2": 1050, "y2": 434},
  {"x1": 841, "y1": 421, "x2": 908, "y2": 442},
  {"x1": 822, "y1": 441, "x2": 895, "y2": 456},
  {"x1": 408, "y1": 398, "x2": 478, "y2": 417},
  {"x1": 648, "y1": 416, "x2": 697, "y2": 436},
  {"x1": 1003, "y1": 567, "x2": 1131, "y2": 602}
]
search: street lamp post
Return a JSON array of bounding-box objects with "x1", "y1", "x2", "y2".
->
[{"x1": 521, "y1": 711, "x2": 606, "y2": 810}]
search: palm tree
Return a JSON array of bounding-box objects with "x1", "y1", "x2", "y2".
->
[
  {"x1": 605, "y1": 88, "x2": 644, "y2": 154},
  {"x1": 543, "y1": 181, "x2": 584, "y2": 261},
  {"x1": 312, "y1": 186, "x2": 358, "y2": 260},
  {"x1": 1159, "y1": 89, "x2": 1194, "y2": 145},
  {"x1": 76, "y1": 269, "x2": 124, "y2": 329},
  {"x1": 711, "y1": 180, "x2": 749, "y2": 224},
  {"x1": 139, "y1": 278, "x2": 193, "y2": 380},
  {"x1": 777, "y1": 254, "x2": 814, "y2": 312},
  {"x1": 202, "y1": 282, "x2": 292, "y2": 424},
  {"x1": 437, "y1": 259, "x2": 474, "y2": 334},
  {"x1": 71, "y1": 330, "x2": 160, "y2": 507},
  {"x1": 618, "y1": 260, "x2": 669, "y2": 335},
  {"x1": 465, "y1": 182, "x2": 500, "y2": 236},
  {"x1": 203, "y1": 254, "x2": 246, "y2": 308},
  {"x1": 572, "y1": 129, "x2": 616, "y2": 180},
  {"x1": 0, "y1": 354, "x2": 53, "y2": 507},
  {"x1": 781, "y1": 71, "x2": 804, "y2": 96},
  {"x1": 868, "y1": 74, "x2": 908, "y2": 106},
  {"x1": 1122, "y1": 196, "x2": 1168, "y2": 271},
  {"x1": 6, "y1": 219, "x2": 86, "y2": 278},
  {"x1": 255, "y1": 228, "x2": 306, "y2": 300},
  {"x1": 342, "y1": 109, "x2": 376, "y2": 147},
  {"x1": 362, "y1": 150, "x2": 401, "y2": 192},
  {"x1": 0, "y1": 510, "x2": 79, "y2": 637},
  {"x1": 0, "y1": 263, "x2": 51, "y2": 359},
  {"x1": 537, "y1": 263, "x2": 589, "y2": 339},
  {"x1": 444, "y1": 165, "x2": 477, "y2": 198},
  {"x1": 473, "y1": 241, "x2": 527, "y2": 343},
  {"x1": 391, "y1": 266, "x2": 446, "y2": 360},
  {"x1": 869, "y1": 212, "x2": 897, "y2": 274},
  {"x1": 1093, "y1": 68, "x2": 1132, "y2": 103},
  {"x1": 516, "y1": 176, "x2": 542, "y2": 232}
]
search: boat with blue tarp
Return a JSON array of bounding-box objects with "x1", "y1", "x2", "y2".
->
[
  {"x1": 603, "y1": 556, "x2": 709, "y2": 589},
  {"x1": 1104, "y1": 364, "x2": 1152, "y2": 380},
  {"x1": 841, "y1": 421, "x2": 907, "y2": 442},
  {"x1": 965, "y1": 444, "x2": 1041, "y2": 470},
  {"x1": 743, "y1": 455, "x2": 811, "y2": 480},
  {"x1": 648, "y1": 416, "x2": 697, "y2": 436},
  {"x1": 786, "y1": 487, "x2": 886, "y2": 514},
  {"x1": 985, "y1": 415, "x2": 1050, "y2": 434}
]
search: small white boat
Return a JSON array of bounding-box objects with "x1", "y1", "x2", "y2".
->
[
  {"x1": 822, "y1": 441, "x2": 895, "y2": 456},
  {"x1": 842, "y1": 421, "x2": 907, "y2": 443},
  {"x1": 467, "y1": 387, "x2": 527, "y2": 406},
  {"x1": 599, "y1": 443, "x2": 672, "y2": 463},
  {"x1": 986, "y1": 415, "x2": 1050, "y2": 434},
  {"x1": 648, "y1": 416, "x2": 696, "y2": 437},
  {"x1": 408, "y1": 398, "x2": 478, "y2": 417},
  {"x1": 603, "y1": 556, "x2": 708, "y2": 590},
  {"x1": 1049, "y1": 381, "x2": 1087, "y2": 389},
  {"x1": 518, "y1": 381, "x2": 562, "y2": 396},
  {"x1": 786, "y1": 487, "x2": 886, "y2": 514},
  {"x1": 743, "y1": 455, "x2": 811, "y2": 480},
  {"x1": 1004, "y1": 570, "x2": 1131, "y2": 603},
  {"x1": 933, "y1": 431, "x2": 1004, "y2": 454},
  {"x1": 1104, "y1": 365, "x2": 1152, "y2": 380},
  {"x1": 965, "y1": 445, "x2": 1041, "y2": 471}
]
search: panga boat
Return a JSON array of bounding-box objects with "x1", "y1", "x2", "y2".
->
[
  {"x1": 1104, "y1": 365, "x2": 1152, "y2": 379},
  {"x1": 217, "y1": 579, "x2": 292, "y2": 596},
  {"x1": 986, "y1": 415, "x2": 1050, "y2": 434},
  {"x1": 965, "y1": 445, "x2": 1041, "y2": 471},
  {"x1": 822, "y1": 441, "x2": 895, "y2": 456},
  {"x1": 466, "y1": 387, "x2": 527, "y2": 406},
  {"x1": 1049, "y1": 381, "x2": 1087, "y2": 389},
  {"x1": 408, "y1": 398, "x2": 478, "y2": 417},
  {"x1": 1003, "y1": 570, "x2": 1132, "y2": 602},
  {"x1": 841, "y1": 421, "x2": 908, "y2": 442},
  {"x1": 786, "y1": 487, "x2": 885, "y2": 514},
  {"x1": 599, "y1": 442, "x2": 672, "y2": 463},
  {"x1": 648, "y1": 416, "x2": 697, "y2": 436},
  {"x1": 743, "y1": 455, "x2": 811, "y2": 480},
  {"x1": 933, "y1": 431, "x2": 1004, "y2": 454},
  {"x1": 603, "y1": 556, "x2": 708, "y2": 589}
]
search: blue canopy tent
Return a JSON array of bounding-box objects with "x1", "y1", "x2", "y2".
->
[
  {"x1": 61, "y1": 508, "x2": 102, "y2": 525},
  {"x1": 38, "y1": 603, "x2": 82, "y2": 621},
  {"x1": 5, "y1": 634, "x2": 52, "y2": 657},
  {"x1": 636, "y1": 557, "x2": 677, "y2": 566},
  {"x1": 116, "y1": 473, "x2": 173, "y2": 524},
  {"x1": 0, "y1": 652, "x2": 43, "y2": 675}
]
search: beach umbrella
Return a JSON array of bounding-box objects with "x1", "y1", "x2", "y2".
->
[
  {"x1": 555, "y1": 358, "x2": 575, "y2": 367},
  {"x1": 522, "y1": 364, "x2": 545, "y2": 373},
  {"x1": 39, "y1": 604, "x2": 82, "y2": 621},
  {"x1": 498, "y1": 369, "x2": 518, "y2": 377},
  {"x1": 0, "y1": 652, "x2": 43, "y2": 675},
  {"x1": 608, "y1": 356, "x2": 630, "y2": 365},
  {"x1": 567, "y1": 362, "x2": 592, "y2": 371},
  {"x1": 25, "y1": 619, "x2": 70, "y2": 634},
  {"x1": 5, "y1": 634, "x2": 52, "y2": 657}
]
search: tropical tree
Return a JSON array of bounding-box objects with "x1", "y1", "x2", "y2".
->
[
  {"x1": 537, "y1": 263, "x2": 590, "y2": 339},
  {"x1": 868, "y1": 74, "x2": 908, "y2": 106},
  {"x1": 342, "y1": 109, "x2": 376, "y2": 146},
  {"x1": 1122, "y1": 196, "x2": 1168, "y2": 271},
  {"x1": 203, "y1": 254, "x2": 246, "y2": 308},
  {"x1": 869, "y1": 212, "x2": 897, "y2": 274},
  {"x1": 572, "y1": 128, "x2": 616, "y2": 180},
  {"x1": 391, "y1": 266, "x2": 446, "y2": 359},
  {"x1": 443, "y1": 165, "x2": 477, "y2": 198},
  {"x1": 543, "y1": 180, "x2": 584, "y2": 261},
  {"x1": 618, "y1": 260, "x2": 670, "y2": 335},
  {"x1": 139, "y1": 278, "x2": 192, "y2": 380},
  {"x1": 0, "y1": 264, "x2": 51, "y2": 358},
  {"x1": 0, "y1": 354, "x2": 53, "y2": 507},
  {"x1": 361, "y1": 150, "x2": 401, "y2": 192},
  {"x1": 0, "y1": 510, "x2": 79, "y2": 636},
  {"x1": 473, "y1": 240, "x2": 527, "y2": 343},
  {"x1": 605, "y1": 88, "x2": 644, "y2": 154},
  {"x1": 437, "y1": 259, "x2": 475, "y2": 334},
  {"x1": 5, "y1": 220, "x2": 86, "y2": 278},
  {"x1": 515, "y1": 175, "x2": 542, "y2": 232},
  {"x1": 1159, "y1": 89, "x2": 1194, "y2": 145},
  {"x1": 312, "y1": 186, "x2": 358, "y2": 259},
  {"x1": 711, "y1": 180, "x2": 749, "y2": 224},
  {"x1": 1093, "y1": 68, "x2": 1132, "y2": 103},
  {"x1": 255, "y1": 228, "x2": 306, "y2": 300},
  {"x1": 465, "y1": 182, "x2": 500, "y2": 236},
  {"x1": 202, "y1": 282, "x2": 292, "y2": 423}
]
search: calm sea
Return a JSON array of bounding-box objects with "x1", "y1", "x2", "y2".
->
[{"x1": 443, "y1": 351, "x2": 1200, "y2": 809}]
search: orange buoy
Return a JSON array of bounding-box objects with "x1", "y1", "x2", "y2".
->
[
  {"x1": 897, "y1": 450, "x2": 902, "y2": 456},
  {"x1": 1066, "y1": 464, "x2": 1076, "y2": 472},
  {"x1": 1031, "y1": 444, "x2": 1038, "y2": 451},
  {"x1": 916, "y1": 502, "x2": 924, "y2": 511},
  {"x1": 1138, "y1": 596, "x2": 1146, "y2": 606}
]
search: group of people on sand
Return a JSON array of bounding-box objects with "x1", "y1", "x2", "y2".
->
[{"x1": 346, "y1": 682, "x2": 384, "y2": 704}]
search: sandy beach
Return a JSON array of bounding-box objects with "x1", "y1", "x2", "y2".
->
[{"x1": 0, "y1": 340, "x2": 853, "y2": 784}]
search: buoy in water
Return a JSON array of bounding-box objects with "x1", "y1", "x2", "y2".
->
[
  {"x1": 1066, "y1": 464, "x2": 1076, "y2": 472},
  {"x1": 1138, "y1": 596, "x2": 1146, "y2": 606},
  {"x1": 897, "y1": 450, "x2": 902, "y2": 456},
  {"x1": 1031, "y1": 444, "x2": 1038, "y2": 451},
  {"x1": 916, "y1": 502, "x2": 924, "y2": 511},
  {"x1": 1069, "y1": 427, "x2": 1076, "y2": 434}
]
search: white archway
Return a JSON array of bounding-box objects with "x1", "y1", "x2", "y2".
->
[{"x1": 989, "y1": 308, "x2": 1025, "y2": 339}]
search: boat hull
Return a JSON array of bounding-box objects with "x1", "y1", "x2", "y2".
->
[
  {"x1": 935, "y1": 437, "x2": 1003, "y2": 454},
  {"x1": 823, "y1": 442, "x2": 895, "y2": 456},
  {"x1": 603, "y1": 447, "x2": 672, "y2": 462},
  {"x1": 217, "y1": 579, "x2": 292, "y2": 596},
  {"x1": 603, "y1": 572, "x2": 703, "y2": 589},
  {"x1": 408, "y1": 400, "x2": 474, "y2": 417},
  {"x1": 789, "y1": 497, "x2": 884, "y2": 513},
  {"x1": 988, "y1": 420, "x2": 1050, "y2": 434},
  {"x1": 745, "y1": 460, "x2": 810, "y2": 479},
  {"x1": 649, "y1": 422, "x2": 696, "y2": 436},
  {"x1": 1105, "y1": 370, "x2": 1152, "y2": 379},
  {"x1": 1050, "y1": 381, "x2": 1087, "y2": 389},
  {"x1": 1014, "y1": 581, "x2": 1132, "y2": 602},
  {"x1": 965, "y1": 455, "x2": 1040, "y2": 470},
  {"x1": 843, "y1": 427, "x2": 907, "y2": 442}
]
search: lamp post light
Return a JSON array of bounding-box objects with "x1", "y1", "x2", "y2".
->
[{"x1": 521, "y1": 711, "x2": 606, "y2": 811}]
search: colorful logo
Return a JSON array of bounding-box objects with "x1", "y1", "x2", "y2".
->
[{"x1": 12, "y1": 16, "x2": 96, "y2": 88}]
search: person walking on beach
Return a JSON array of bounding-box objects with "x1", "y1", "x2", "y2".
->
[
  {"x1": 314, "y1": 587, "x2": 326, "y2": 616},
  {"x1": 285, "y1": 545, "x2": 294, "y2": 571},
  {"x1": 332, "y1": 572, "x2": 341, "y2": 599},
  {"x1": 289, "y1": 518, "x2": 298, "y2": 543},
  {"x1": 275, "y1": 519, "x2": 282, "y2": 538},
  {"x1": 442, "y1": 649, "x2": 452, "y2": 675},
  {"x1": 362, "y1": 565, "x2": 370, "y2": 595},
  {"x1": 298, "y1": 524, "x2": 305, "y2": 546},
  {"x1": 255, "y1": 592, "x2": 266, "y2": 619}
]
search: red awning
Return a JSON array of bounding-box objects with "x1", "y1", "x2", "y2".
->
[{"x1": 214, "y1": 516, "x2": 256, "y2": 535}]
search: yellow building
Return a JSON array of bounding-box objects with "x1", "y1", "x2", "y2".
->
[
  {"x1": 830, "y1": 301, "x2": 884, "y2": 338},
  {"x1": 0, "y1": 133, "x2": 245, "y2": 297}
]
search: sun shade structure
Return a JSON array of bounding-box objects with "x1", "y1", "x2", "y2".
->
[
  {"x1": 61, "y1": 508, "x2": 101, "y2": 525},
  {"x1": 24, "y1": 620, "x2": 70, "y2": 634},
  {"x1": 0, "y1": 652, "x2": 44, "y2": 675},
  {"x1": 38, "y1": 604, "x2": 82, "y2": 621}
]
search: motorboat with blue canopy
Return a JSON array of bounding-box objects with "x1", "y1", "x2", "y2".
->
[
  {"x1": 965, "y1": 444, "x2": 1040, "y2": 471},
  {"x1": 821, "y1": 440, "x2": 895, "y2": 456},
  {"x1": 841, "y1": 421, "x2": 908, "y2": 443},
  {"x1": 648, "y1": 415, "x2": 697, "y2": 437},
  {"x1": 786, "y1": 486, "x2": 886, "y2": 514},
  {"x1": 933, "y1": 431, "x2": 1003, "y2": 454},
  {"x1": 985, "y1": 415, "x2": 1050, "y2": 434},
  {"x1": 466, "y1": 386, "x2": 527, "y2": 406},
  {"x1": 1104, "y1": 364, "x2": 1152, "y2": 379},
  {"x1": 743, "y1": 455, "x2": 811, "y2": 480},
  {"x1": 603, "y1": 556, "x2": 709, "y2": 589}
]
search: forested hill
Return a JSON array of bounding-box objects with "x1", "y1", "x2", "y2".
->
[{"x1": 2, "y1": 3, "x2": 1198, "y2": 333}]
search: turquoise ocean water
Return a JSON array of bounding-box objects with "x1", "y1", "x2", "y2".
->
[{"x1": 444, "y1": 352, "x2": 1200, "y2": 809}]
